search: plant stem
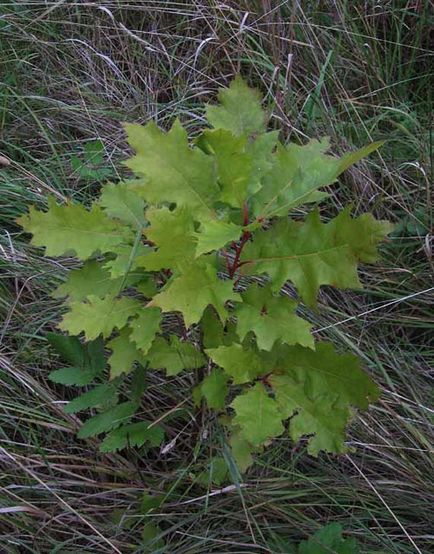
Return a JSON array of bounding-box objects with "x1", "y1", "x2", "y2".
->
[
  {"x1": 243, "y1": 201, "x2": 249, "y2": 226},
  {"x1": 228, "y1": 230, "x2": 251, "y2": 278},
  {"x1": 228, "y1": 203, "x2": 251, "y2": 278}
]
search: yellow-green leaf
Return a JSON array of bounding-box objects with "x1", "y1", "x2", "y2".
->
[
  {"x1": 17, "y1": 197, "x2": 127, "y2": 260},
  {"x1": 229, "y1": 429, "x2": 254, "y2": 472},
  {"x1": 242, "y1": 209, "x2": 392, "y2": 306},
  {"x1": 267, "y1": 342, "x2": 380, "y2": 455},
  {"x1": 252, "y1": 139, "x2": 384, "y2": 218},
  {"x1": 206, "y1": 343, "x2": 263, "y2": 384},
  {"x1": 197, "y1": 129, "x2": 252, "y2": 208},
  {"x1": 271, "y1": 373, "x2": 349, "y2": 455},
  {"x1": 235, "y1": 284, "x2": 314, "y2": 350},
  {"x1": 231, "y1": 383, "x2": 284, "y2": 446},
  {"x1": 53, "y1": 260, "x2": 138, "y2": 302},
  {"x1": 107, "y1": 327, "x2": 145, "y2": 378},
  {"x1": 146, "y1": 335, "x2": 205, "y2": 376},
  {"x1": 59, "y1": 295, "x2": 141, "y2": 340},
  {"x1": 206, "y1": 76, "x2": 266, "y2": 137},
  {"x1": 137, "y1": 207, "x2": 197, "y2": 271},
  {"x1": 195, "y1": 219, "x2": 242, "y2": 257},
  {"x1": 128, "y1": 307, "x2": 162, "y2": 355},
  {"x1": 194, "y1": 368, "x2": 228, "y2": 409},
  {"x1": 149, "y1": 262, "x2": 240, "y2": 327},
  {"x1": 103, "y1": 243, "x2": 149, "y2": 278},
  {"x1": 124, "y1": 120, "x2": 218, "y2": 221},
  {"x1": 99, "y1": 182, "x2": 146, "y2": 228}
]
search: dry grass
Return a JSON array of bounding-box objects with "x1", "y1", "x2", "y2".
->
[{"x1": 1, "y1": 1, "x2": 433, "y2": 552}]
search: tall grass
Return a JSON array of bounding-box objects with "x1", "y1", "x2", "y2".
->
[{"x1": 1, "y1": 2, "x2": 433, "y2": 552}]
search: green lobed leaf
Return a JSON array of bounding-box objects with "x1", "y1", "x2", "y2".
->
[
  {"x1": 77, "y1": 401, "x2": 138, "y2": 439},
  {"x1": 298, "y1": 523, "x2": 360, "y2": 554},
  {"x1": 124, "y1": 120, "x2": 218, "y2": 221},
  {"x1": 99, "y1": 182, "x2": 146, "y2": 228},
  {"x1": 48, "y1": 367, "x2": 97, "y2": 386},
  {"x1": 107, "y1": 327, "x2": 145, "y2": 378},
  {"x1": 64, "y1": 383, "x2": 117, "y2": 414},
  {"x1": 130, "y1": 366, "x2": 147, "y2": 402},
  {"x1": 137, "y1": 206, "x2": 197, "y2": 271},
  {"x1": 267, "y1": 342, "x2": 379, "y2": 455},
  {"x1": 47, "y1": 332, "x2": 85, "y2": 367},
  {"x1": 235, "y1": 284, "x2": 314, "y2": 350},
  {"x1": 103, "y1": 243, "x2": 149, "y2": 279},
  {"x1": 53, "y1": 260, "x2": 139, "y2": 302},
  {"x1": 194, "y1": 368, "x2": 229, "y2": 409},
  {"x1": 59, "y1": 295, "x2": 141, "y2": 340},
  {"x1": 99, "y1": 421, "x2": 164, "y2": 452},
  {"x1": 242, "y1": 209, "x2": 392, "y2": 306},
  {"x1": 149, "y1": 262, "x2": 240, "y2": 327},
  {"x1": 195, "y1": 219, "x2": 242, "y2": 257},
  {"x1": 206, "y1": 76, "x2": 266, "y2": 137},
  {"x1": 197, "y1": 129, "x2": 252, "y2": 208},
  {"x1": 252, "y1": 138, "x2": 384, "y2": 218},
  {"x1": 229, "y1": 429, "x2": 255, "y2": 473},
  {"x1": 268, "y1": 342, "x2": 379, "y2": 411},
  {"x1": 134, "y1": 276, "x2": 158, "y2": 298},
  {"x1": 245, "y1": 130, "x2": 279, "y2": 194},
  {"x1": 17, "y1": 197, "x2": 127, "y2": 260},
  {"x1": 197, "y1": 128, "x2": 278, "y2": 207},
  {"x1": 200, "y1": 306, "x2": 238, "y2": 348},
  {"x1": 146, "y1": 335, "x2": 205, "y2": 376},
  {"x1": 47, "y1": 334, "x2": 105, "y2": 385},
  {"x1": 252, "y1": 138, "x2": 337, "y2": 217},
  {"x1": 334, "y1": 210, "x2": 394, "y2": 263},
  {"x1": 231, "y1": 383, "x2": 284, "y2": 446},
  {"x1": 128, "y1": 307, "x2": 162, "y2": 355},
  {"x1": 206, "y1": 343, "x2": 263, "y2": 384},
  {"x1": 271, "y1": 374, "x2": 349, "y2": 455}
]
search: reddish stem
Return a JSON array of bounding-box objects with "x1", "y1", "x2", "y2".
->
[
  {"x1": 222, "y1": 202, "x2": 253, "y2": 279},
  {"x1": 260, "y1": 372, "x2": 273, "y2": 386},
  {"x1": 228, "y1": 230, "x2": 251, "y2": 278},
  {"x1": 242, "y1": 202, "x2": 249, "y2": 226}
]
